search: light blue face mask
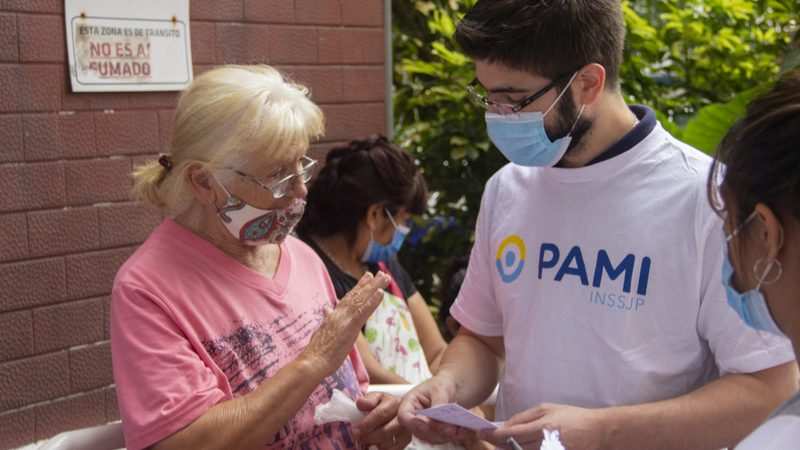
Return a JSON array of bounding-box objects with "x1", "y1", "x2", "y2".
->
[
  {"x1": 362, "y1": 209, "x2": 411, "y2": 263},
  {"x1": 722, "y1": 211, "x2": 785, "y2": 336},
  {"x1": 485, "y1": 72, "x2": 585, "y2": 167}
]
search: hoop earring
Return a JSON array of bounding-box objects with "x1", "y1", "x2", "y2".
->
[{"x1": 754, "y1": 258, "x2": 783, "y2": 286}]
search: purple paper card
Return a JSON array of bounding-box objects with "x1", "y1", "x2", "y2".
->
[{"x1": 416, "y1": 404, "x2": 503, "y2": 431}]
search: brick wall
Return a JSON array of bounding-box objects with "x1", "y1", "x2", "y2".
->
[{"x1": 0, "y1": 1, "x2": 387, "y2": 448}]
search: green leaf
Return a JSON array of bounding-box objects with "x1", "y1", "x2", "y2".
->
[{"x1": 681, "y1": 87, "x2": 763, "y2": 153}]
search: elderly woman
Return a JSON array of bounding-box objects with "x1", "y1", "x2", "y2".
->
[
  {"x1": 709, "y1": 70, "x2": 800, "y2": 449},
  {"x1": 111, "y1": 65, "x2": 409, "y2": 450}
]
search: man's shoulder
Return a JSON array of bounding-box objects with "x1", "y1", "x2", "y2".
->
[{"x1": 657, "y1": 127, "x2": 716, "y2": 179}]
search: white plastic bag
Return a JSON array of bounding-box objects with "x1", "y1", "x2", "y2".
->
[
  {"x1": 314, "y1": 389, "x2": 367, "y2": 425},
  {"x1": 540, "y1": 429, "x2": 565, "y2": 450}
]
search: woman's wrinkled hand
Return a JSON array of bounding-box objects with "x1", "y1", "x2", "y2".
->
[
  {"x1": 303, "y1": 272, "x2": 390, "y2": 375},
  {"x1": 353, "y1": 392, "x2": 412, "y2": 450}
]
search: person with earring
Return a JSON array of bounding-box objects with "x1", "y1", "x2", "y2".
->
[
  {"x1": 708, "y1": 69, "x2": 800, "y2": 449},
  {"x1": 397, "y1": 2, "x2": 798, "y2": 449}
]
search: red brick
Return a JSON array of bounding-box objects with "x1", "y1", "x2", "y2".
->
[
  {"x1": 65, "y1": 247, "x2": 134, "y2": 300},
  {"x1": 0, "y1": 309, "x2": 32, "y2": 361},
  {"x1": 215, "y1": 23, "x2": 270, "y2": 64},
  {"x1": 95, "y1": 110, "x2": 159, "y2": 156},
  {"x1": 70, "y1": 342, "x2": 112, "y2": 392},
  {"x1": 320, "y1": 103, "x2": 385, "y2": 141},
  {"x1": 28, "y1": 207, "x2": 99, "y2": 258},
  {"x1": 0, "y1": 213, "x2": 27, "y2": 262},
  {"x1": 0, "y1": 114, "x2": 23, "y2": 163},
  {"x1": 2, "y1": 0, "x2": 62, "y2": 13},
  {"x1": 268, "y1": 25, "x2": 317, "y2": 64},
  {"x1": 190, "y1": 21, "x2": 216, "y2": 64},
  {"x1": 279, "y1": 66, "x2": 343, "y2": 104},
  {"x1": 105, "y1": 387, "x2": 119, "y2": 421},
  {"x1": 244, "y1": 0, "x2": 294, "y2": 23},
  {"x1": 308, "y1": 141, "x2": 346, "y2": 162},
  {"x1": 33, "y1": 298, "x2": 104, "y2": 353},
  {"x1": 23, "y1": 112, "x2": 96, "y2": 161},
  {"x1": 0, "y1": 161, "x2": 66, "y2": 212},
  {"x1": 190, "y1": 0, "x2": 243, "y2": 21},
  {"x1": 0, "y1": 257, "x2": 65, "y2": 312},
  {"x1": 34, "y1": 390, "x2": 105, "y2": 441},
  {"x1": 0, "y1": 408, "x2": 34, "y2": 450},
  {"x1": 318, "y1": 28, "x2": 384, "y2": 64},
  {"x1": 342, "y1": 66, "x2": 385, "y2": 102},
  {"x1": 193, "y1": 64, "x2": 215, "y2": 77},
  {"x1": 102, "y1": 296, "x2": 110, "y2": 340},
  {"x1": 0, "y1": 65, "x2": 22, "y2": 112},
  {"x1": 0, "y1": 13, "x2": 17, "y2": 62},
  {"x1": 342, "y1": 0, "x2": 383, "y2": 26},
  {"x1": 20, "y1": 64, "x2": 63, "y2": 112},
  {"x1": 158, "y1": 109, "x2": 175, "y2": 153},
  {"x1": 62, "y1": 90, "x2": 131, "y2": 111},
  {"x1": 295, "y1": 0, "x2": 341, "y2": 25},
  {"x1": 18, "y1": 13, "x2": 64, "y2": 62},
  {"x1": 0, "y1": 351, "x2": 70, "y2": 411},
  {"x1": 127, "y1": 92, "x2": 179, "y2": 109},
  {"x1": 65, "y1": 158, "x2": 131, "y2": 206},
  {"x1": 98, "y1": 202, "x2": 161, "y2": 248}
]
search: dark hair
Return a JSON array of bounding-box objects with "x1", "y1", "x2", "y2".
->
[
  {"x1": 454, "y1": 0, "x2": 625, "y2": 88},
  {"x1": 438, "y1": 256, "x2": 469, "y2": 340},
  {"x1": 708, "y1": 70, "x2": 800, "y2": 225},
  {"x1": 297, "y1": 135, "x2": 428, "y2": 244}
]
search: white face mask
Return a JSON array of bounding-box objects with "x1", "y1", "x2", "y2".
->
[{"x1": 214, "y1": 175, "x2": 305, "y2": 246}]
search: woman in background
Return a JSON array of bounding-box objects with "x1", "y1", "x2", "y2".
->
[
  {"x1": 708, "y1": 70, "x2": 800, "y2": 449},
  {"x1": 297, "y1": 135, "x2": 448, "y2": 385}
]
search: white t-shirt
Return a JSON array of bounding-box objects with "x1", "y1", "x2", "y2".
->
[
  {"x1": 735, "y1": 416, "x2": 800, "y2": 449},
  {"x1": 451, "y1": 112, "x2": 794, "y2": 420},
  {"x1": 736, "y1": 393, "x2": 800, "y2": 450}
]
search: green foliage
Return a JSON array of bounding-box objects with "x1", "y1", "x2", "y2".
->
[
  {"x1": 621, "y1": 0, "x2": 799, "y2": 126},
  {"x1": 393, "y1": 0, "x2": 799, "y2": 306}
]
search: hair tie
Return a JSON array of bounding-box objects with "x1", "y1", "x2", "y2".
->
[{"x1": 158, "y1": 154, "x2": 173, "y2": 171}]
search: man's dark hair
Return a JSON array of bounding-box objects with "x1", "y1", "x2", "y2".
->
[{"x1": 455, "y1": 0, "x2": 626, "y2": 88}]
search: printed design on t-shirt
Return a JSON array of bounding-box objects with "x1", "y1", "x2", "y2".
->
[
  {"x1": 202, "y1": 308, "x2": 362, "y2": 449},
  {"x1": 536, "y1": 242, "x2": 653, "y2": 313},
  {"x1": 496, "y1": 235, "x2": 527, "y2": 284}
]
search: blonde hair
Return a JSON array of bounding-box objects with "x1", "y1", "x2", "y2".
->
[{"x1": 132, "y1": 65, "x2": 325, "y2": 216}]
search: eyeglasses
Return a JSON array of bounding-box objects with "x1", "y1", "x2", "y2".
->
[
  {"x1": 466, "y1": 71, "x2": 575, "y2": 115},
  {"x1": 225, "y1": 155, "x2": 318, "y2": 199}
]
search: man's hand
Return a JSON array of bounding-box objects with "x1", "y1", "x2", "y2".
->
[
  {"x1": 397, "y1": 375, "x2": 463, "y2": 444},
  {"x1": 480, "y1": 403, "x2": 608, "y2": 450},
  {"x1": 353, "y1": 392, "x2": 411, "y2": 450}
]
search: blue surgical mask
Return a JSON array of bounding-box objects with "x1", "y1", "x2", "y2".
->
[
  {"x1": 362, "y1": 209, "x2": 410, "y2": 263},
  {"x1": 722, "y1": 211, "x2": 784, "y2": 336},
  {"x1": 485, "y1": 72, "x2": 585, "y2": 167}
]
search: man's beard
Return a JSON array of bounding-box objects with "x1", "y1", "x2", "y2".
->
[{"x1": 545, "y1": 91, "x2": 592, "y2": 158}]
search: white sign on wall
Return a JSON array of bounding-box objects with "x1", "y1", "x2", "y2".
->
[{"x1": 65, "y1": 0, "x2": 193, "y2": 92}]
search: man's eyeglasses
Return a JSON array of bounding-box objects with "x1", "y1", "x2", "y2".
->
[
  {"x1": 466, "y1": 71, "x2": 575, "y2": 115},
  {"x1": 224, "y1": 155, "x2": 318, "y2": 199}
]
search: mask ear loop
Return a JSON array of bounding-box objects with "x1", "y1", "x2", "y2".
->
[
  {"x1": 543, "y1": 71, "x2": 579, "y2": 118},
  {"x1": 384, "y1": 208, "x2": 399, "y2": 230},
  {"x1": 753, "y1": 221, "x2": 785, "y2": 288},
  {"x1": 566, "y1": 104, "x2": 587, "y2": 137},
  {"x1": 211, "y1": 172, "x2": 244, "y2": 222}
]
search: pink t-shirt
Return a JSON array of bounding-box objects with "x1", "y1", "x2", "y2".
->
[{"x1": 111, "y1": 219, "x2": 369, "y2": 450}]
